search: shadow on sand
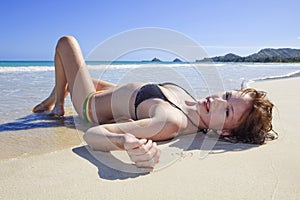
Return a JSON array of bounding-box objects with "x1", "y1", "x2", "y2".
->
[
  {"x1": 72, "y1": 146, "x2": 150, "y2": 180},
  {"x1": 72, "y1": 131, "x2": 258, "y2": 180},
  {"x1": 0, "y1": 113, "x2": 75, "y2": 132}
]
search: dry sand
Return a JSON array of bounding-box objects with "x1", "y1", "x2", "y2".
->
[{"x1": 1, "y1": 77, "x2": 299, "y2": 200}]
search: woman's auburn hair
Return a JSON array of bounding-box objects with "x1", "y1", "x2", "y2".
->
[{"x1": 225, "y1": 88, "x2": 278, "y2": 145}]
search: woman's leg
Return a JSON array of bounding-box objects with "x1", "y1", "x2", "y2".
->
[
  {"x1": 92, "y1": 78, "x2": 116, "y2": 91},
  {"x1": 52, "y1": 36, "x2": 96, "y2": 119},
  {"x1": 33, "y1": 36, "x2": 116, "y2": 118},
  {"x1": 32, "y1": 79, "x2": 114, "y2": 114}
]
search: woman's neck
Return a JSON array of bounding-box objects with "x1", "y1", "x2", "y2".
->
[{"x1": 185, "y1": 100, "x2": 208, "y2": 130}]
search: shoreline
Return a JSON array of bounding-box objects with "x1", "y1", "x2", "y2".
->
[{"x1": 253, "y1": 69, "x2": 300, "y2": 82}]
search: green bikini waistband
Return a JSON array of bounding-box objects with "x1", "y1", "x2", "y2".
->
[{"x1": 83, "y1": 91, "x2": 104, "y2": 123}]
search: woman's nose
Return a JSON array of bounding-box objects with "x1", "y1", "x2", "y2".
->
[{"x1": 212, "y1": 97, "x2": 227, "y2": 108}]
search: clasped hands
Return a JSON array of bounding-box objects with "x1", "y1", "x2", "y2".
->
[{"x1": 123, "y1": 133, "x2": 161, "y2": 169}]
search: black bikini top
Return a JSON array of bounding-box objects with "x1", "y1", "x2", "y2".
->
[{"x1": 134, "y1": 82, "x2": 206, "y2": 133}]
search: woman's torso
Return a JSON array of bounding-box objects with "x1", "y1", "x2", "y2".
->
[{"x1": 94, "y1": 82, "x2": 199, "y2": 135}]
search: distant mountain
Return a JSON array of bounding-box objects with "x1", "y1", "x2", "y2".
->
[
  {"x1": 144, "y1": 57, "x2": 182, "y2": 62},
  {"x1": 247, "y1": 48, "x2": 300, "y2": 59},
  {"x1": 197, "y1": 48, "x2": 300, "y2": 63},
  {"x1": 173, "y1": 58, "x2": 183, "y2": 62},
  {"x1": 151, "y1": 57, "x2": 162, "y2": 62}
]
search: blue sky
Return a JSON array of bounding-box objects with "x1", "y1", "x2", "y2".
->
[{"x1": 1, "y1": 0, "x2": 300, "y2": 61}]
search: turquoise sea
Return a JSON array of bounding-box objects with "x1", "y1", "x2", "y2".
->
[{"x1": 0, "y1": 61, "x2": 300, "y2": 159}]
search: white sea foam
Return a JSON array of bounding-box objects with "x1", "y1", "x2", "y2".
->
[
  {"x1": 0, "y1": 62, "x2": 226, "y2": 73},
  {"x1": 0, "y1": 66, "x2": 54, "y2": 73},
  {"x1": 253, "y1": 69, "x2": 300, "y2": 81},
  {"x1": 87, "y1": 63, "x2": 197, "y2": 70}
]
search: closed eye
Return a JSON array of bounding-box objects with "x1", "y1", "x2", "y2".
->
[
  {"x1": 226, "y1": 107, "x2": 230, "y2": 117},
  {"x1": 225, "y1": 91, "x2": 231, "y2": 100}
]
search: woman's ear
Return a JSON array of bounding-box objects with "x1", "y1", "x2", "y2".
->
[{"x1": 217, "y1": 130, "x2": 231, "y2": 136}]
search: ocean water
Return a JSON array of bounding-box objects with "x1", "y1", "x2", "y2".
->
[{"x1": 1, "y1": 61, "x2": 300, "y2": 159}]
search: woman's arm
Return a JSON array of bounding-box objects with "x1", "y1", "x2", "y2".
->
[
  {"x1": 84, "y1": 125, "x2": 162, "y2": 168},
  {"x1": 83, "y1": 125, "x2": 126, "y2": 151},
  {"x1": 83, "y1": 110, "x2": 180, "y2": 168},
  {"x1": 84, "y1": 102, "x2": 181, "y2": 168}
]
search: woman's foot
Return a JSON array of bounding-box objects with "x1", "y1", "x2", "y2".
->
[
  {"x1": 32, "y1": 99, "x2": 54, "y2": 113},
  {"x1": 49, "y1": 104, "x2": 65, "y2": 117},
  {"x1": 33, "y1": 86, "x2": 68, "y2": 116},
  {"x1": 33, "y1": 87, "x2": 56, "y2": 113}
]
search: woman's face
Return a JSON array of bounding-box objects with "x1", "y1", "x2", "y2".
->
[{"x1": 198, "y1": 90, "x2": 252, "y2": 132}]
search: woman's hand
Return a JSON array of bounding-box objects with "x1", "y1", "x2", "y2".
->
[{"x1": 123, "y1": 133, "x2": 161, "y2": 168}]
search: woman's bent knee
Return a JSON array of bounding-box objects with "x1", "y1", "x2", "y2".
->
[{"x1": 56, "y1": 36, "x2": 78, "y2": 51}]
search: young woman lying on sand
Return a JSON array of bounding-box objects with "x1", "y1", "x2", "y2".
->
[{"x1": 33, "y1": 36, "x2": 277, "y2": 168}]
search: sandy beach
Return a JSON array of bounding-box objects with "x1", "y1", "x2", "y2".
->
[{"x1": 1, "y1": 77, "x2": 299, "y2": 200}]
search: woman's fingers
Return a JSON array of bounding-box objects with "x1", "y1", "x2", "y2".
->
[
  {"x1": 128, "y1": 141, "x2": 161, "y2": 168},
  {"x1": 124, "y1": 136, "x2": 161, "y2": 168},
  {"x1": 135, "y1": 143, "x2": 161, "y2": 168},
  {"x1": 123, "y1": 133, "x2": 147, "y2": 151},
  {"x1": 128, "y1": 139, "x2": 153, "y2": 155}
]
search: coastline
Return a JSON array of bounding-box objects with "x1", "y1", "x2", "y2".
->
[
  {"x1": 253, "y1": 69, "x2": 300, "y2": 82},
  {"x1": 1, "y1": 76, "x2": 300, "y2": 199}
]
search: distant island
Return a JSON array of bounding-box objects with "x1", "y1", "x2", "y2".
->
[
  {"x1": 142, "y1": 57, "x2": 183, "y2": 62},
  {"x1": 197, "y1": 48, "x2": 300, "y2": 63},
  {"x1": 173, "y1": 58, "x2": 183, "y2": 62},
  {"x1": 151, "y1": 57, "x2": 162, "y2": 62}
]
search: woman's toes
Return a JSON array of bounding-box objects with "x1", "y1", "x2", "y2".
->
[{"x1": 32, "y1": 103, "x2": 51, "y2": 113}]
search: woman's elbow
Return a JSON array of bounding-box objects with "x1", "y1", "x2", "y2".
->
[
  {"x1": 83, "y1": 131, "x2": 94, "y2": 149},
  {"x1": 83, "y1": 129, "x2": 102, "y2": 151}
]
